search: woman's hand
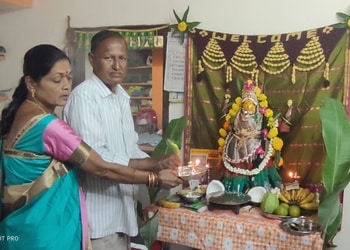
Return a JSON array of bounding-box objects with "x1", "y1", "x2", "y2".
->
[
  {"x1": 155, "y1": 154, "x2": 181, "y2": 172},
  {"x1": 158, "y1": 168, "x2": 183, "y2": 188}
]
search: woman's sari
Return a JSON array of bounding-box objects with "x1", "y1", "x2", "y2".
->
[{"x1": 0, "y1": 114, "x2": 90, "y2": 250}]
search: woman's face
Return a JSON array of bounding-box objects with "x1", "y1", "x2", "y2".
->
[{"x1": 33, "y1": 59, "x2": 72, "y2": 108}]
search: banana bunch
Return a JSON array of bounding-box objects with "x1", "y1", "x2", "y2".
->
[
  {"x1": 157, "y1": 199, "x2": 181, "y2": 209},
  {"x1": 279, "y1": 188, "x2": 318, "y2": 210}
]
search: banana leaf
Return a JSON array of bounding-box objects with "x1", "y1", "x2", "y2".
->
[
  {"x1": 152, "y1": 116, "x2": 187, "y2": 158},
  {"x1": 148, "y1": 116, "x2": 187, "y2": 202},
  {"x1": 138, "y1": 116, "x2": 187, "y2": 249},
  {"x1": 318, "y1": 97, "x2": 350, "y2": 245}
]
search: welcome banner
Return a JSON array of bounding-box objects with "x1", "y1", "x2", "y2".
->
[{"x1": 184, "y1": 24, "x2": 349, "y2": 185}]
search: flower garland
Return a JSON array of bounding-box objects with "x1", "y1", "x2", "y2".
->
[{"x1": 218, "y1": 79, "x2": 284, "y2": 176}]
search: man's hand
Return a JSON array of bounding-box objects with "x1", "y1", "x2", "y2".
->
[{"x1": 155, "y1": 154, "x2": 181, "y2": 172}]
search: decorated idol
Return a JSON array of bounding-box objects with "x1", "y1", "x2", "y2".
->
[{"x1": 218, "y1": 79, "x2": 283, "y2": 193}]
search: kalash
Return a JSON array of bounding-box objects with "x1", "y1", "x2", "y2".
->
[{"x1": 217, "y1": 79, "x2": 284, "y2": 193}]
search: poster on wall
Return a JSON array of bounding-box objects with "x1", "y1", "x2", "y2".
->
[
  {"x1": 168, "y1": 92, "x2": 184, "y2": 103},
  {"x1": 164, "y1": 32, "x2": 187, "y2": 92}
]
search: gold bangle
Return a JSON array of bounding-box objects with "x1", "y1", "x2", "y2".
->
[
  {"x1": 151, "y1": 172, "x2": 156, "y2": 187},
  {"x1": 154, "y1": 172, "x2": 159, "y2": 187},
  {"x1": 157, "y1": 172, "x2": 162, "y2": 187},
  {"x1": 148, "y1": 172, "x2": 152, "y2": 187}
]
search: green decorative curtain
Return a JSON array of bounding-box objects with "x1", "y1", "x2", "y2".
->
[
  {"x1": 73, "y1": 28, "x2": 166, "y2": 50},
  {"x1": 184, "y1": 24, "x2": 349, "y2": 186}
]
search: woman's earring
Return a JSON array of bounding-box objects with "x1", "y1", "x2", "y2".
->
[{"x1": 31, "y1": 89, "x2": 35, "y2": 98}]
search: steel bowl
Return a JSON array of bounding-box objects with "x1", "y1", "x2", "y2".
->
[{"x1": 177, "y1": 190, "x2": 205, "y2": 203}]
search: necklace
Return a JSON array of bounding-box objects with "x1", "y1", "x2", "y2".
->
[{"x1": 25, "y1": 99, "x2": 52, "y2": 114}]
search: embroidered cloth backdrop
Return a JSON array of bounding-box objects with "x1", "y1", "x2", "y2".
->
[{"x1": 184, "y1": 24, "x2": 349, "y2": 185}]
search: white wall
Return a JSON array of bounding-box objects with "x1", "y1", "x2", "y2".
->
[{"x1": 0, "y1": 0, "x2": 349, "y2": 248}]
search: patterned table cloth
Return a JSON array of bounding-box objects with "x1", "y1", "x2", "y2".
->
[{"x1": 154, "y1": 205, "x2": 323, "y2": 250}]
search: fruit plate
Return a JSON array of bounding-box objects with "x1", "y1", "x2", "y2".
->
[
  {"x1": 280, "y1": 217, "x2": 321, "y2": 235},
  {"x1": 263, "y1": 212, "x2": 290, "y2": 220}
]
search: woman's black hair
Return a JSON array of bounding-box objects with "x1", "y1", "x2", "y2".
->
[{"x1": 0, "y1": 44, "x2": 70, "y2": 138}]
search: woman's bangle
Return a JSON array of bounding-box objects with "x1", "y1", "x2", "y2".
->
[
  {"x1": 147, "y1": 172, "x2": 162, "y2": 187},
  {"x1": 157, "y1": 172, "x2": 162, "y2": 187},
  {"x1": 151, "y1": 172, "x2": 156, "y2": 186},
  {"x1": 148, "y1": 172, "x2": 152, "y2": 187}
]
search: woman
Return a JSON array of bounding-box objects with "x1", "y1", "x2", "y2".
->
[{"x1": 0, "y1": 44, "x2": 182, "y2": 250}]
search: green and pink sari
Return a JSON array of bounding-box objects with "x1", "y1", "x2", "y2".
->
[{"x1": 0, "y1": 114, "x2": 91, "y2": 250}]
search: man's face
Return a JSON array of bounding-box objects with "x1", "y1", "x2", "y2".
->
[{"x1": 89, "y1": 37, "x2": 128, "y2": 91}]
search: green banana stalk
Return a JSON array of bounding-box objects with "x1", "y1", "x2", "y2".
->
[
  {"x1": 138, "y1": 116, "x2": 187, "y2": 249},
  {"x1": 319, "y1": 98, "x2": 350, "y2": 246}
]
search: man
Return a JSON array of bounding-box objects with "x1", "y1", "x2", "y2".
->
[{"x1": 63, "y1": 30, "x2": 181, "y2": 249}]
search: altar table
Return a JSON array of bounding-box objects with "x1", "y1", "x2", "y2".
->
[{"x1": 154, "y1": 205, "x2": 324, "y2": 250}]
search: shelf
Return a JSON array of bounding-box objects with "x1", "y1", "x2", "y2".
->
[
  {"x1": 122, "y1": 82, "x2": 152, "y2": 86},
  {"x1": 0, "y1": 0, "x2": 32, "y2": 12},
  {"x1": 125, "y1": 47, "x2": 163, "y2": 131},
  {"x1": 128, "y1": 65, "x2": 152, "y2": 70},
  {"x1": 130, "y1": 96, "x2": 152, "y2": 100}
]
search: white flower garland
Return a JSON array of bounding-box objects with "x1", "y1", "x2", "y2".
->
[
  {"x1": 223, "y1": 137, "x2": 274, "y2": 176},
  {"x1": 222, "y1": 119, "x2": 279, "y2": 176}
]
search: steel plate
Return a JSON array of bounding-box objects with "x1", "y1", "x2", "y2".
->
[{"x1": 280, "y1": 217, "x2": 321, "y2": 235}]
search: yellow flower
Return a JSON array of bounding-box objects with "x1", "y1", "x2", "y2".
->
[
  {"x1": 218, "y1": 137, "x2": 226, "y2": 147},
  {"x1": 170, "y1": 6, "x2": 200, "y2": 45},
  {"x1": 268, "y1": 127, "x2": 278, "y2": 138},
  {"x1": 347, "y1": 19, "x2": 350, "y2": 28},
  {"x1": 260, "y1": 100, "x2": 268, "y2": 108},
  {"x1": 254, "y1": 87, "x2": 261, "y2": 96},
  {"x1": 218, "y1": 146, "x2": 224, "y2": 153},
  {"x1": 258, "y1": 93, "x2": 267, "y2": 101},
  {"x1": 219, "y1": 128, "x2": 227, "y2": 138},
  {"x1": 272, "y1": 137, "x2": 284, "y2": 151},
  {"x1": 232, "y1": 102, "x2": 240, "y2": 112},
  {"x1": 235, "y1": 97, "x2": 242, "y2": 106},
  {"x1": 264, "y1": 108, "x2": 274, "y2": 118},
  {"x1": 229, "y1": 109, "x2": 237, "y2": 117},
  {"x1": 178, "y1": 21, "x2": 187, "y2": 32},
  {"x1": 267, "y1": 117, "x2": 275, "y2": 127},
  {"x1": 225, "y1": 114, "x2": 232, "y2": 121}
]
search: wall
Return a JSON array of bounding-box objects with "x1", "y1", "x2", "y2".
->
[{"x1": 0, "y1": 0, "x2": 349, "y2": 248}]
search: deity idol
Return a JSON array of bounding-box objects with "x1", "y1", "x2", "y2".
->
[{"x1": 218, "y1": 79, "x2": 283, "y2": 193}]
